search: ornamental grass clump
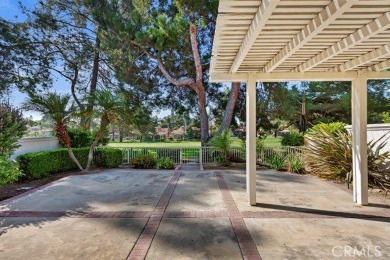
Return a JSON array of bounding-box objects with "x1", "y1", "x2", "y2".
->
[
  {"x1": 287, "y1": 155, "x2": 304, "y2": 174},
  {"x1": 266, "y1": 153, "x2": 286, "y2": 170},
  {"x1": 305, "y1": 123, "x2": 390, "y2": 190}
]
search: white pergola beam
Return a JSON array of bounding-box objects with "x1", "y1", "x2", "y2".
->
[
  {"x1": 295, "y1": 11, "x2": 390, "y2": 72},
  {"x1": 229, "y1": 0, "x2": 279, "y2": 73},
  {"x1": 263, "y1": 0, "x2": 357, "y2": 73},
  {"x1": 352, "y1": 73, "x2": 368, "y2": 205},
  {"x1": 246, "y1": 74, "x2": 257, "y2": 206},
  {"x1": 368, "y1": 59, "x2": 390, "y2": 72},
  {"x1": 333, "y1": 43, "x2": 390, "y2": 72},
  {"x1": 210, "y1": 71, "x2": 390, "y2": 82}
]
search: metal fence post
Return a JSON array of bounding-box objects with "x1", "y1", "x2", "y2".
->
[
  {"x1": 180, "y1": 148, "x2": 183, "y2": 164},
  {"x1": 127, "y1": 149, "x2": 130, "y2": 164},
  {"x1": 199, "y1": 147, "x2": 203, "y2": 170}
]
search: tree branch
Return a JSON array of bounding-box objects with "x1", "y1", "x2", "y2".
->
[{"x1": 144, "y1": 50, "x2": 197, "y2": 90}]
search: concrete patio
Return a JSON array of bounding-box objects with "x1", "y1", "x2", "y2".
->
[{"x1": 0, "y1": 168, "x2": 389, "y2": 259}]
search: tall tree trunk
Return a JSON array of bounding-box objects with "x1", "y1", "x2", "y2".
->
[
  {"x1": 85, "y1": 115, "x2": 109, "y2": 171},
  {"x1": 217, "y1": 82, "x2": 241, "y2": 135},
  {"x1": 197, "y1": 87, "x2": 209, "y2": 145},
  {"x1": 190, "y1": 23, "x2": 209, "y2": 146},
  {"x1": 55, "y1": 122, "x2": 83, "y2": 170},
  {"x1": 119, "y1": 129, "x2": 123, "y2": 142},
  {"x1": 152, "y1": 23, "x2": 210, "y2": 145},
  {"x1": 84, "y1": 28, "x2": 100, "y2": 130}
]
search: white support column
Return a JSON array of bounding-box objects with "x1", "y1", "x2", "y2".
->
[
  {"x1": 351, "y1": 74, "x2": 368, "y2": 205},
  {"x1": 246, "y1": 75, "x2": 257, "y2": 206}
]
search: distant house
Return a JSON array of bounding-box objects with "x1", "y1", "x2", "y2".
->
[
  {"x1": 155, "y1": 127, "x2": 171, "y2": 140},
  {"x1": 171, "y1": 126, "x2": 185, "y2": 140}
]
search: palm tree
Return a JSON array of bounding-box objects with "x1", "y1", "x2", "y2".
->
[
  {"x1": 23, "y1": 91, "x2": 84, "y2": 170},
  {"x1": 85, "y1": 90, "x2": 125, "y2": 170}
]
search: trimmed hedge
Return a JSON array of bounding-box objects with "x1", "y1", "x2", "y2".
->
[
  {"x1": 17, "y1": 148, "x2": 122, "y2": 179},
  {"x1": 94, "y1": 149, "x2": 122, "y2": 168}
]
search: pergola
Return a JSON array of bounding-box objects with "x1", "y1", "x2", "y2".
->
[{"x1": 209, "y1": 0, "x2": 390, "y2": 206}]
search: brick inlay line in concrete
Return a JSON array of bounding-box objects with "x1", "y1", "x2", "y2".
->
[
  {"x1": 127, "y1": 170, "x2": 181, "y2": 260},
  {"x1": 215, "y1": 171, "x2": 262, "y2": 260},
  {"x1": 163, "y1": 210, "x2": 229, "y2": 218}
]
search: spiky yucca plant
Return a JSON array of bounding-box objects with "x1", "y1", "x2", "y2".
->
[{"x1": 305, "y1": 127, "x2": 390, "y2": 190}]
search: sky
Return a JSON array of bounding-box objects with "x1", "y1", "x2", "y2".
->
[{"x1": 1, "y1": 0, "x2": 302, "y2": 121}]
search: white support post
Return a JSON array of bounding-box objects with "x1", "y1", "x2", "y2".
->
[
  {"x1": 246, "y1": 75, "x2": 257, "y2": 206},
  {"x1": 351, "y1": 74, "x2": 368, "y2": 205}
]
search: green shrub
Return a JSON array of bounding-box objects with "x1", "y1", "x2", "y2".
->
[
  {"x1": 156, "y1": 158, "x2": 175, "y2": 170},
  {"x1": 310, "y1": 122, "x2": 347, "y2": 136},
  {"x1": 67, "y1": 128, "x2": 109, "y2": 148},
  {"x1": 267, "y1": 154, "x2": 286, "y2": 170},
  {"x1": 67, "y1": 128, "x2": 94, "y2": 148},
  {"x1": 281, "y1": 132, "x2": 304, "y2": 146},
  {"x1": 0, "y1": 155, "x2": 22, "y2": 186},
  {"x1": 94, "y1": 149, "x2": 122, "y2": 168},
  {"x1": 287, "y1": 155, "x2": 303, "y2": 174},
  {"x1": 17, "y1": 148, "x2": 89, "y2": 179},
  {"x1": 131, "y1": 153, "x2": 156, "y2": 169},
  {"x1": 208, "y1": 130, "x2": 231, "y2": 166},
  {"x1": 216, "y1": 156, "x2": 231, "y2": 167}
]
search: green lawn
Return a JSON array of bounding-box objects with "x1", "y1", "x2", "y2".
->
[
  {"x1": 263, "y1": 136, "x2": 282, "y2": 147},
  {"x1": 107, "y1": 136, "x2": 281, "y2": 148}
]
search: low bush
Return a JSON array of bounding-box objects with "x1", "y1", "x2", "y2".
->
[
  {"x1": 94, "y1": 149, "x2": 123, "y2": 168},
  {"x1": 156, "y1": 158, "x2": 175, "y2": 170},
  {"x1": 267, "y1": 153, "x2": 286, "y2": 170},
  {"x1": 131, "y1": 153, "x2": 156, "y2": 169},
  {"x1": 287, "y1": 155, "x2": 303, "y2": 174},
  {"x1": 17, "y1": 148, "x2": 122, "y2": 179},
  {"x1": 0, "y1": 155, "x2": 22, "y2": 186},
  {"x1": 67, "y1": 128, "x2": 109, "y2": 148},
  {"x1": 310, "y1": 122, "x2": 347, "y2": 136},
  {"x1": 208, "y1": 130, "x2": 232, "y2": 166},
  {"x1": 281, "y1": 132, "x2": 304, "y2": 146},
  {"x1": 17, "y1": 148, "x2": 89, "y2": 179}
]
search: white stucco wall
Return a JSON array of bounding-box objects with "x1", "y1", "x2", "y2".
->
[
  {"x1": 346, "y1": 124, "x2": 390, "y2": 172},
  {"x1": 346, "y1": 124, "x2": 390, "y2": 151},
  {"x1": 11, "y1": 137, "x2": 61, "y2": 160}
]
